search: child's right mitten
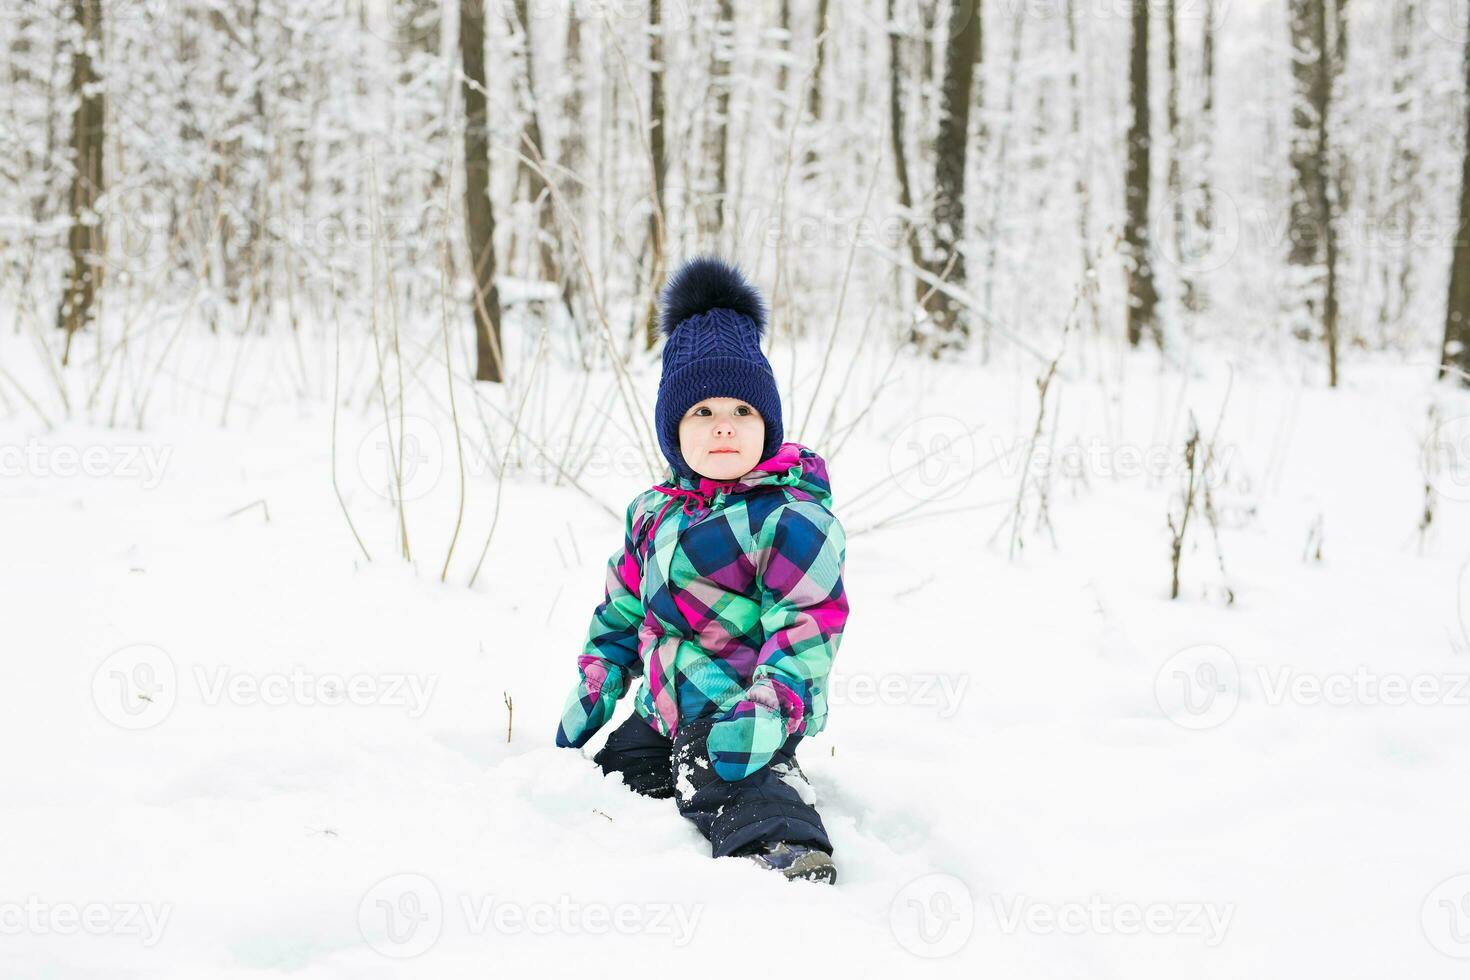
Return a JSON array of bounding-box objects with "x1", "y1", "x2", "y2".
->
[{"x1": 554, "y1": 657, "x2": 628, "y2": 749}]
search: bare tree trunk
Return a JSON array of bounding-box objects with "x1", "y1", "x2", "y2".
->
[
  {"x1": 800, "y1": 0, "x2": 830, "y2": 176},
  {"x1": 1329, "y1": 0, "x2": 1351, "y2": 217},
  {"x1": 1124, "y1": 0, "x2": 1161, "y2": 349},
  {"x1": 206, "y1": 4, "x2": 247, "y2": 308},
  {"x1": 643, "y1": 0, "x2": 667, "y2": 352},
  {"x1": 1316, "y1": 0, "x2": 1341, "y2": 386},
  {"x1": 39, "y1": 16, "x2": 67, "y2": 227},
  {"x1": 9, "y1": 6, "x2": 37, "y2": 222},
  {"x1": 1187, "y1": 0, "x2": 1217, "y2": 314},
  {"x1": 1287, "y1": 0, "x2": 1321, "y2": 269},
  {"x1": 1065, "y1": 0, "x2": 1101, "y2": 335},
  {"x1": 1293, "y1": 0, "x2": 1340, "y2": 387},
  {"x1": 918, "y1": 0, "x2": 938, "y2": 144},
  {"x1": 912, "y1": 0, "x2": 982, "y2": 357},
  {"x1": 245, "y1": 0, "x2": 269, "y2": 318},
  {"x1": 561, "y1": 8, "x2": 585, "y2": 187},
  {"x1": 776, "y1": 0, "x2": 792, "y2": 131},
  {"x1": 979, "y1": 5, "x2": 1025, "y2": 361},
  {"x1": 886, "y1": 0, "x2": 912, "y2": 220},
  {"x1": 458, "y1": 0, "x2": 503, "y2": 383},
  {"x1": 701, "y1": 0, "x2": 734, "y2": 242},
  {"x1": 558, "y1": 3, "x2": 589, "y2": 355},
  {"x1": 1166, "y1": 0, "x2": 1192, "y2": 317},
  {"x1": 395, "y1": 0, "x2": 445, "y2": 314},
  {"x1": 509, "y1": 0, "x2": 558, "y2": 284},
  {"x1": 1378, "y1": 0, "x2": 1418, "y2": 345},
  {"x1": 887, "y1": 0, "x2": 922, "y2": 287},
  {"x1": 1443, "y1": 6, "x2": 1470, "y2": 387},
  {"x1": 1287, "y1": 0, "x2": 1339, "y2": 385},
  {"x1": 56, "y1": 0, "x2": 105, "y2": 366}
]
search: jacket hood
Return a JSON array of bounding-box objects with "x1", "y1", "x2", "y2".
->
[{"x1": 660, "y1": 441, "x2": 834, "y2": 511}]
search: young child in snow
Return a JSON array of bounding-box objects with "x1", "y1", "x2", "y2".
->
[{"x1": 554, "y1": 256, "x2": 850, "y2": 884}]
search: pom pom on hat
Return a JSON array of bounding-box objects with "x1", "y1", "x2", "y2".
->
[{"x1": 658, "y1": 255, "x2": 767, "y2": 339}]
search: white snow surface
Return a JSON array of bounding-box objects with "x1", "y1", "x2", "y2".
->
[{"x1": 3, "y1": 325, "x2": 1470, "y2": 978}]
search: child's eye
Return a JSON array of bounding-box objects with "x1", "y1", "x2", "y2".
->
[{"x1": 691, "y1": 405, "x2": 753, "y2": 417}]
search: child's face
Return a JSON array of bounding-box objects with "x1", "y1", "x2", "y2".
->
[{"x1": 677, "y1": 397, "x2": 765, "y2": 480}]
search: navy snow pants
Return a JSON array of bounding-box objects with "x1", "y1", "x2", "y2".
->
[{"x1": 592, "y1": 711, "x2": 833, "y2": 859}]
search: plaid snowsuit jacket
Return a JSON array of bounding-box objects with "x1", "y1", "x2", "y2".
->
[{"x1": 560, "y1": 441, "x2": 849, "y2": 746}]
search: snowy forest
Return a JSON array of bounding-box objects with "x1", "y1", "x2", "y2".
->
[{"x1": 4, "y1": 0, "x2": 1470, "y2": 975}]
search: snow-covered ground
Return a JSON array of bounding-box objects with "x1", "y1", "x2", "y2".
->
[{"x1": 4, "y1": 319, "x2": 1470, "y2": 978}]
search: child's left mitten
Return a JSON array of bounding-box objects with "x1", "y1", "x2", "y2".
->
[
  {"x1": 555, "y1": 658, "x2": 628, "y2": 749},
  {"x1": 706, "y1": 677, "x2": 801, "y2": 781}
]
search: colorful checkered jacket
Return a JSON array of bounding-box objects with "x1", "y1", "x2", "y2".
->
[{"x1": 556, "y1": 441, "x2": 849, "y2": 750}]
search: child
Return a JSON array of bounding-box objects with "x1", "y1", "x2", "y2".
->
[{"x1": 554, "y1": 256, "x2": 850, "y2": 884}]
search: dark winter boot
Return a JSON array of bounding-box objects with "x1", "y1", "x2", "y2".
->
[{"x1": 735, "y1": 841, "x2": 837, "y2": 884}]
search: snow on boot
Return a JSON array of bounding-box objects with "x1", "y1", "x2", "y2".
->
[
  {"x1": 736, "y1": 841, "x2": 837, "y2": 884},
  {"x1": 770, "y1": 759, "x2": 817, "y2": 805}
]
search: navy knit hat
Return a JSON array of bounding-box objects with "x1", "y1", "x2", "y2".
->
[{"x1": 654, "y1": 256, "x2": 783, "y2": 481}]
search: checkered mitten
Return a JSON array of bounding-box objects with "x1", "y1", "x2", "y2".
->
[
  {"x1": 707, "y1": 676, "x2": 805, "y2": 781},
  {"x1": 554, "y1": 658, "x2": 628, "y2": 749}
]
